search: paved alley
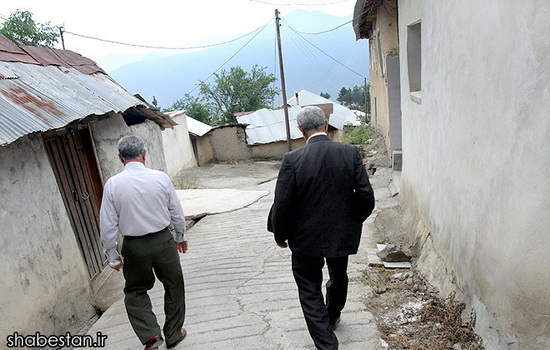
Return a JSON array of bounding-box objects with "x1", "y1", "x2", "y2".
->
[{"x1": 82, "y1": 161, "x2": 396, "y2": 350}]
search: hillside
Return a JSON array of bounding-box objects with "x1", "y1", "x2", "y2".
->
[{"x1": 108, "y1": 10, "x2": 370, "y2": 109}]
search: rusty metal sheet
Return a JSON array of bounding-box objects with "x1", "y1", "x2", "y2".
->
[
  {"x1": 0, "y1": 51, "x2": 40, "y2": 64},
  {"x1": 0, "y1": 34, "x2": 172, "y2": 146},
  {"x1": 0, "y1": 34, "x2": 25, "y2": 54},
  {"x1": 20, "y1": 45, "x2": 70, "y2": 66},
  {"x1": 0, "y1": 62, "x2": 158, "y2": 146}
]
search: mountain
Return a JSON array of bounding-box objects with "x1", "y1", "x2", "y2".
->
[{"x1": 107, "y1": 10, "x2": 370, "y2": 109}]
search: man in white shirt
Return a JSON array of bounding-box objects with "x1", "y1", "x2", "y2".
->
[{"x1": 100, "y1": 135, "x2": 188, "y2": 350}]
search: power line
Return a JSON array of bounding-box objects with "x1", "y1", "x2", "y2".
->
[
  {"x1": 283, "y1": 25, "x2": 349, "y2": 88},
  {"x1": 247, "y1": 0, "x2": 351, "y2": 6},
  {"x1": 291, "y1": 18, "x2": 353, "y2": 35},
  {"x1": 186, "y1": 18, "x2": 273, "y2": 95},
  {"x1": 287, "y1": 6, "x2": 375, "y2": 35},
  {"x1": 283, "y1": 19, "x2": 367, "y2": 79},
  {"x1": 63, "y1": 19, "x2": 272, "y2": 51}
]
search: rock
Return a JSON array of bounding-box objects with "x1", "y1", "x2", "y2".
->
[{"x1": 376, "y1": 244, "x2": 412, "y2": 262}]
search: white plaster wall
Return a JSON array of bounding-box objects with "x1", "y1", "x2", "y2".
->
[
  {"x1": 0, "y1": 135, "x2": 95, "y2": 338},
  {"x1": 398, "y1": 1, "x2": 550, "y2": 348},
  {"x1": 161, "y1": 112, "x2": 195, "y2": 176},
  {"x1": 91, "y1": 114, "x2": 168, "y2": 182}
]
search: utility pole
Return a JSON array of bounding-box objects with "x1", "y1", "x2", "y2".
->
[
  {"x1": 275, "y1": 9, "x2": 292, "y2": 152},
  {"x1": 364, "y1": 78, "x2": 368, "y2": 124},
  {"x1": 59, "y1": 27, "x2": 65, "y2": 50}
]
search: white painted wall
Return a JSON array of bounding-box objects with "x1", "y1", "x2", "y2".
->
[
  {"x1": 161, "y1": 111, "x2": 195, "y2": 176},
  {"x1": 398, "y1": 1, "x2": 550, "y2": 348},
  {"x1": 0, "y1": 135, "x2": 96, "y2": 338},
  {"x1": 91, "y1": 114, "x2": 168, "y2": 181}
]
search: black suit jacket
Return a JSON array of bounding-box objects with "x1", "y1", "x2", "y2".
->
[{"x1": 268, "y1": 135, "x2": 375, "y2": 257}]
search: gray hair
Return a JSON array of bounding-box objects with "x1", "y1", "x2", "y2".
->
[
  {"x1": 118, "y1": 135, "x2": 145, "y2": 160},
  {"x1": 296, "y1": 106, "x2": 326, "y2": 132}
]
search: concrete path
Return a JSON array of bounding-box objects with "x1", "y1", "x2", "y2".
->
[{"x1": 82, "y1": 162, "x2": 394, "y2": 350}]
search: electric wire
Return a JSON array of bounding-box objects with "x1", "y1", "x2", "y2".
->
[
  {"x1": 292, "y1": 1, "x2": 383, "y2": 35},
  {"x1": 1, "y1": 8, "x2": 367, "y2": 103},
  {"x1": 281, "y1": 25, "x2": 352, "y2": 90},
  {"x1": 186, "y1": 17, "x2": 273, "y2": 95},
  {"x1": 247, "y1": 0, "x2": 351, "y2": 6},
  {"x1": 282, "y1": 19, "x2": 367, "y2": 79},
  {"x1": 63, "y1": 19, "x2": 273, "y2": 51}
]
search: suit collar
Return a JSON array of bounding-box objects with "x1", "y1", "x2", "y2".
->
[{"x1": 307, "y1": 134, "x2": 331, "y2": 144}]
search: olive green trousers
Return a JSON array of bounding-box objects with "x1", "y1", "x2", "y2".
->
[{"x1": 122, "y1": 228, "x2": 185, "y2": 345}]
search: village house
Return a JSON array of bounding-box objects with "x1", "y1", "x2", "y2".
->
[
  {"x1": 0, "y1": 34, "x2": 191, "y2": 337},
  {"x1": 230, "y1": 90, "x2": 360, "y2": 159},
  {"x1": 353, "y1": 1, "x2": 550, "y2": 348}
]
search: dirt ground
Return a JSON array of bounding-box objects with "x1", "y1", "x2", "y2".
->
[{"x1": 358, "y1": 128, "x2": 484, "y2": 350}]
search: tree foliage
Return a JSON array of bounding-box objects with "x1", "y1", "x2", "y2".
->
[
  {"x1": 1, "y1": 10, "x2": 61, "y2": 47},
  {"x1": 320, "y1": 92, "x2": 331, "y2": 99},
  {"x1": 167, "y1": 94, "x2": 213, "y2": 125},
  {"x1": 337, "y1": 83, "x2": 371, "y2": 112},
  {"x1": 198, "y1": 65, "x2": 279, "y2": 125}
]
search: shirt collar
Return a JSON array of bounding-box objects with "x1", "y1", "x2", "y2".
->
[
  {"x1": 306, "y1": 132, "x2": 327, "y2": 144},
  {"x1": 124, "y1": 161, "x2": 145, "y2": 170}
]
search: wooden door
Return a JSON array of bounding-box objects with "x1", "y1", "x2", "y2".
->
[{"x1": 44, "y1": 127, "x2": 105, "y2": 279}]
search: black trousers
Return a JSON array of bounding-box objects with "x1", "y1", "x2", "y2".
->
[
  {"x1": 122, "y1": 228, "x2": 186, "y2": 345},
  {"x1": 292, "y1": 254, "x2": 349, "y2": 350}
]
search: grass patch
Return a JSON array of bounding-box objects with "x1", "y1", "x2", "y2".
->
[{"x1": 341, "y1": 124, "x2": 376, "y2": 145}]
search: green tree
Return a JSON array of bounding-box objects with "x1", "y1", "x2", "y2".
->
[
  {"x1": 151, "y1": 96, "x2": 159, "y2": 109},
  {"x1": 166, "y1": 94, "x2": 213, "y2": 125},
  {"x1": 337, "y1": 84, "x2": 371, "y2": 112},
  {"x1": 320, "y1": 92, "x2": 331, "y2": 99},
  {"x1": 198, "y1": 65, "x2": 279, "y2": 124},
  {"x1": 1, "y1": 10, "x2": 61, "y2": 47}
]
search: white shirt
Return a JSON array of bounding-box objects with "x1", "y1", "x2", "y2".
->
[
  {"x1": 99, "y1": 161, "x2": 186, "y2": 263},
  {"x1": 306, "y1": 131, "x2": 327, "y2": 144}
]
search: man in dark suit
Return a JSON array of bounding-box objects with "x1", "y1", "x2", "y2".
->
[{"x1": 268, "y1": 106, "x2": 375, "y2": 350}]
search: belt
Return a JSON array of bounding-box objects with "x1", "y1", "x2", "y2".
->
[{"x1": 123, "y1": 227, "x2": 168, "y2": 240}]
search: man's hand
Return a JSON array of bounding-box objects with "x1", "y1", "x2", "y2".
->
[
  {"x1": 176, "y1": 241, "x2": 188, "y2": 253},
  {"x1": 276, "y1": 240, "x2": 288, "y2": 248},
  {"x1": 109, "y1": 256, "x2": 123, "y2": 271}
]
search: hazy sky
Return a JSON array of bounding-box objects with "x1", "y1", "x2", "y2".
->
[{"x1": 1, "y1": 0, "x2": 357, "y2": 66}]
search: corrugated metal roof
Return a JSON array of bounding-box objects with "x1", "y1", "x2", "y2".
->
[
  {"x1": 0, "y1": 35, "x2": 172, "y2": 146},
  {"x1": 186, "y1": 116, "x2": 212, "y2": 137},
  {"x1": 236, "y1": 106, "x2": 304, "y2": 145},
  {"x1": 287, "y1": 90, "x2": 360, "y2": 129},
  {"x1": 165, "y1": 110, "x2": 213, "y2": 137},
  {"x1": 236, "y1": 90, "x2": 361, "y2": 145}
]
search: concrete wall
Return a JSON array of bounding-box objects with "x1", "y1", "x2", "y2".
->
[
  {"x1": 208, "y1": 125, "x2": 343, "y2": 161},
  {"x1": 91, "y1": 114, "x2": 168, "y2": 181},
  {"x1": 0, "y1": 135, "x2": 96, "y2": 338},
  {"x1": 208, "y1": 126, "x2": 252, "y2": 161},
  {"x1": 250, "y1": 139, "x2": 306, "y2": 159},
  {"x1": 369, "y1": 0, "x2": 399, "y2": 152},
  {"x1": 398, "y1": 1, "x2": 550, "y2": 348},
  {"x1": 161, "y1": 112, "x2": 195, "y2": 176},
  {"x1": 195, "y1": 135, "x2": 214, "y2": 166}
]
